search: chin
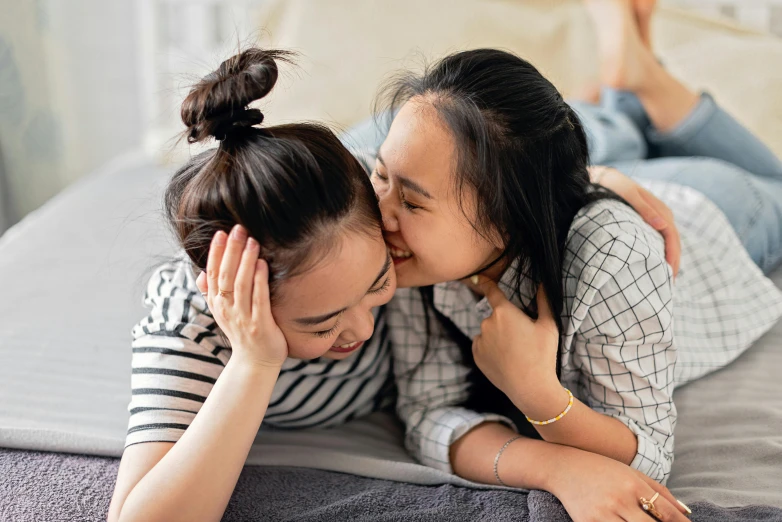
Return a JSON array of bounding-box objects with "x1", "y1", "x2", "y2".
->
[
  {"x1": 392, "y1": 262, "x2": 425, "y2": 288},
  {"x1": 394, "y1": 265, "x2": 447, "y2": 289}
]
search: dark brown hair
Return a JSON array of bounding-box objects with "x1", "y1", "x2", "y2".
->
[{"x1": 165, "y1": 48, "x2": 382, "y2": 298}]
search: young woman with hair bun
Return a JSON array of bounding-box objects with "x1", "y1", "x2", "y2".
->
[{"x1": 107, "y1": 48, "x2": 398, "y2": 522}]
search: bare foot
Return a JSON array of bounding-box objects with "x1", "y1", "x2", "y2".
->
[
  {"x1": 584, "y1": 0, "x2": 656, "y2": 92},
  {"x1": 633, "y1": 0, "x2": 656, "y2": 49}
]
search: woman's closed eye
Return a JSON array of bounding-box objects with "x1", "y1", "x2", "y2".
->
[
  {"x1": 314, "y1": 318, "x2": 341, "y2": 338},
  {"x1": 373, "y1": 167, "x2": 422, "y2": 211},
  {"x1": 368, "y1": 276, "x2": 391, "y2": 295},
  {"x1": 311, "y1": 280, "x2": 387, "y2": 337},
  {"x1": 400, "y1": 195, "x2": 422, "y2": 211}
]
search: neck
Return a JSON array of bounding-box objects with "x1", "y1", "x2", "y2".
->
[{"x1": 479, "y1": 251, "x2": 509, "y2": 283}]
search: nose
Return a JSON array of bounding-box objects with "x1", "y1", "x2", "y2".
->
[
  {"x1": 343, "y1": 306, "x2": 375, "y2": 342},
  {"x1": 377, "y1": 191, "x2": 400, "y2": 232}
]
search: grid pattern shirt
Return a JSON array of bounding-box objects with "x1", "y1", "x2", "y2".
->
[
  {"x1": 389, "y1": 181, "x2": 782, "y2": 484},
  {"x1": 125, "y1": 258, "x2": 393, "y2": 447}
]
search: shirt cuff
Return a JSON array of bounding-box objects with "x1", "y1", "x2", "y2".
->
[
  {"x1": 124, "y1": 426, "x2": 186, "y2": 448},
  {"x1": 412, "y1": 407, "x2": 517, "y2": 474},
  {"x1": 616, "y1": 416, "x2": 673, "y2": 484},
  {"x1": 124, "y1": 409, "x2": 195, "y2": 448}
]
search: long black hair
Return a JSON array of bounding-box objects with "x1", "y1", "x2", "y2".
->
[
  {"x1": 165, "y1": 48, "x2": 382, "y2": 299},
  {"x1": 378, "y1": 49, "x2": 620, "y2": 430}
]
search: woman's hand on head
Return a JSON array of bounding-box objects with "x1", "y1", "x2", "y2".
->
[
  {"x1": 196, "y1": 225, "x2": 289, "y2": 369},
  {"x1": 552, "y1": 449, "x2": 691, "y2": 522},
  {"x1": 468, "y1": 279, "x2": 561, "y2": 407},
  {"x1": 590, "y1": 166, "x2": 681, "y2": 277}
]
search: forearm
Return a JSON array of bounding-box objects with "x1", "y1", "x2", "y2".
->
[
  {"x1": 449, "y1": 421, "x2": 609, "y2": 494},
  {"x1": 118, "y1": 355, "x2": 279, "y2": 522},
  {"x1": 449, "y1": 422, "x2": 553, "y2": 490},
  {"x1": 511, "y1": 383, "x2": 638, "y2": 466},
  {"x1": 532, "y1": 398, "x2": 637, "y2": 465}
]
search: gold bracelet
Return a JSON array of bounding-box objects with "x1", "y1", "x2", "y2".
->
[{"x1": 525, "y1": 388, "x2": 574, "y2": 426}]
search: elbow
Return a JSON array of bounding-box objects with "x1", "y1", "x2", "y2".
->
[
  {"x1": 111, "y1": 503, "x2": 141, "y2": 522},
  {"x1": 111, "y1": 493, "x2": 168, "y2": 522},
  {"x1": 114, "y1": 507, "x2": 173, "y2": 522},
  {"x1": 106, "y1": 495, "x2": 124, "y2": 522}
]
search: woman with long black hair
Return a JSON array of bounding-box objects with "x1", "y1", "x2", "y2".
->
[{"x1": 372, "y1": 1, "x2": 782, "y2": 520}]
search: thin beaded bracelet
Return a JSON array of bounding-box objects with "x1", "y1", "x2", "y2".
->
[
  {"x1": 525, "y1": 388, "x2": 574, "y2": 426},
  {"x1": 493, "y1": 435, "x2": 522, "y2": 486}
]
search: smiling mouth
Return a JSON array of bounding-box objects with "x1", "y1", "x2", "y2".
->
[
  {"x1": 329, "y1": 340, "x2": 364, "y2": 354},
  {"x1": 388, "y1": 245, "x2": 413, "y2": 265}
]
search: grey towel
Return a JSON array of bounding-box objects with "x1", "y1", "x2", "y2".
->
[{"x1": 3, "y1": 448, "x2": 782, "y2": 522}]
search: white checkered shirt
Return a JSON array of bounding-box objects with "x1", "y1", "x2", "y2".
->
[{"x1": 389, "y1": 181, "x2": 782, "y2": 484}]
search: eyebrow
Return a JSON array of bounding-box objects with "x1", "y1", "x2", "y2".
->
[
  {"x1": 376, "y1": 151, "x2": 433, "y2": 199},
  {"x1": 293, "y1": 254, "x2": 392, "y2": 327}
]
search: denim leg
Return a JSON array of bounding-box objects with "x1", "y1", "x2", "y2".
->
[
  {"x1": 600, "y1": 88, "x2": 661, "y2": 159},
  {"x1": 603, "y1": 87, "x2": 782, "y2": 272},
  {"x1": 648, "y1": 94, "x2": 782, "y2": 181},
  {"x1": 569, "y1": 100, "x2": 648, "y2": 165},
  {"x1": 603, "y1": 88, "x2": 782, "y2": 181},
  {"x1": 601, "y1": 87, "x2": 651, "y2": 134},
  {"x1": 612, "y1": 157, "x2": 782, "y2": 274}
]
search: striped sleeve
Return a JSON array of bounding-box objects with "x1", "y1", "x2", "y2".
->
[{"x1": 125, "y1": 259, "x2": 230, "y2": 447}]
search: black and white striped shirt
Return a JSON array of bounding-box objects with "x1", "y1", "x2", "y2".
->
[{"x1": 125, "y1": 257, "x2": 394, "y2": 447}]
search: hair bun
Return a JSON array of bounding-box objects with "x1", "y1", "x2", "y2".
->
[
  {"x1": 211, "y1": 108, "x2": 265, "y2": 141},
  {"x1": 181, "y1": 48, "x2": 294, "y2": 143}
]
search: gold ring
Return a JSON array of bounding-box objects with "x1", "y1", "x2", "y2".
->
[
  {"x1": 640, "y1": 492, "x2": 663, "y2": 520},
  {"x1": 218, "y1": 289, "x2": 234, "y2": 297}
]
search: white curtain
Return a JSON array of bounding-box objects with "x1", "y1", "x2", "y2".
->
[{"x1": 0, "y1": 0, "x2": 142, "y2": 234}]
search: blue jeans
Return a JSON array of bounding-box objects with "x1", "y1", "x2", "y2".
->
[{"x1": 571, "y1": 89, "x2": 782, "y2": 275}]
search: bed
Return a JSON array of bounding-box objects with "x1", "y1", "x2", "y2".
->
[{"x1": 2, "y1": 1, "x2": 782, "y2": 521}]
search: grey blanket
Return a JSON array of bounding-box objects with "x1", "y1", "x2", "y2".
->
[{"x1": 2, "y1": 448, "x2": 781, "y2": 522}]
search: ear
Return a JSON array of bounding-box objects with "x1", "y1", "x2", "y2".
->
[{"x1": 487, "y1": 225, "x2": 508, "y2": 251}]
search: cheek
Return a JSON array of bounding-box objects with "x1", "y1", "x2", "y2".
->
[
  {"x1": 400, "y1": 213, "x2": 490, "y2": 276},
  {"x1": 282, "y1": 330, "x2": 334, "y2": 360}
]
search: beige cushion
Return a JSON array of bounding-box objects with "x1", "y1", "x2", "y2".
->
[{"x1": 256, "y1": 0, "x2": 782, "y2": 157}]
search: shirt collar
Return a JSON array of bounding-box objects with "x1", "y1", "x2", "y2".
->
[{"x1": 431, "y1": 259, "x2": 536, "y2": 339}]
